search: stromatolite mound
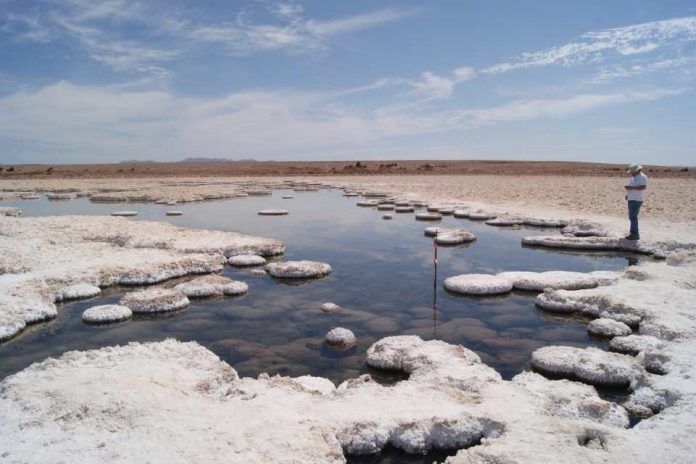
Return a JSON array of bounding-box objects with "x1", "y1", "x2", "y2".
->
[
  {"x1": 415, "y1": 212, "x2": 442, "y2": 221},
  {"x1": 120, "y1": 288, "x2": 190, "y2": 313},
  {"x1": 265, "y1": 261, "x2": 332, "y2": 279},
  {"x1": 0, "y1": 207, "x2": 22, "y2": 217},
  {"x1": 82, "y1": 305, "x2": 132, "y2": 324},
  {"x1": 444, "y1": 274, "x2": 513, "y2": 295},
  {"x1": 174, "y1": 275, "x2": 248, "y2": 298},
  {"x1": 227, "y1": 254, "x2": 267, "y2": 267},
  {"x1": 258, "y1": 209, "x2": 289, "y2": 216},
  {"x1": 110, "y1": 211, "x2": 138, "y2": 217},
  {"x1": 320, "y1": 302, "x2": 342, "y2": 313},
  {"x1": 587, "y1": 318, "x2": 632, "y2": 338},
  {"x1": 435, "y1": 229, "x2": 476, "y2": 245},
  {"x1": 531, "y1": 346, "x2": 642, "y2": 388},
  {"x1": 324, "y1": 327, "x2": 357, "y2": 349}
]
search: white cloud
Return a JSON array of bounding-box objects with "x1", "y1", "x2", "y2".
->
[
  {"x1": 407, "y1": 66, "x2": 476, "y2": 101},
  {"x1": 306, "y1": 8, "x2": 417, "y2": 37},
  {"x1": 0, "y1": 81, "x2": 683, "y2": 163},
  {"x1": 462, "y1": 89, "x2": 684, "y2": 124},
  {"x1": 484, "y1": 16, "x2": 696, "y2": 74}
]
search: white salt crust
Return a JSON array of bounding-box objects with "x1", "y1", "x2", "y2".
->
[
  {"x1": 531, "y1": 346, "x2": 642, "y2": 388},
  {"x1": 227, "y1": 254, "x2": 267, "y2": 266},
  {"x1": 609, "y1": 335, "x2": 664, "y2": 356},
  {"x1": 587, "y1": 318, "x2": 632, "y2": 338},
  {"x1": 119, "y1": 288, "x2": 190, "y2": 313},
  {"x1": 173, "y1": 275, "x2": 248, "y2": 298},
  {"x1": 81, "y1": 304, "x2": 132, "y2": 324},
  {"x1": 324, "y1": 327, "x2": 357, "y2": 348},
  {"x1": 265, "y1": 260, "x2": 332, "y2": 279},
  {"x1": 57, "y1": 283, "x2": 102, "y2": 302},
  {"x1": 522, "y1": 235, "x2": 656, "y2": 255},
  {"x1": 0, "y1": 207, "x2": 21, "y2": 217}
]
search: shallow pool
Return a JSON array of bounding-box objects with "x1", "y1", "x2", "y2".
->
[{"x1": 0, "y1": 189, "x2": 639, "y2": 384}]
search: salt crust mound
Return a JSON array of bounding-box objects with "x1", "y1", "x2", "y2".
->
[
  {"x1": 166, "y1": 210, "x2": 183, "y2": 216},
  {"x1": 119, "y1": 288, "x2": 190, "y2": 313},
  {"x1": 588, "y1": 318, "x2": 632, "y2": 338},
  {"x1": 82, "y1": 304, "x2": 132, "y2": 323},
  {"x1": 444, "y1": 274, "x2": 513, "y2": 295},
  {"x1": 0, "y1": 207, "x2": 21, "y2": 217},
  {"x1": 325, "y1": 327, "x2": 357, "y2": 348},
  {"x1": 258, "y1": 209, "x2": 289, "y2": 216},
  {"x1": 265, "y1": 260, "x2": 332, "y2": 279},
  {"x1": 227, "y1": 254, "x2": 267, "y2": 266},
  {"x1": 174, "y1": 275, "x2": 248, "y2": 298},
  {"x1": 321, "y1": 302, "x2": 342, "y2": 313},
  {"x1": 4, "y1": 336, "x2": 687, "y2": 463},
  {"x1": 561, "y1": 222, "x2": 608, "y2": 237},
  {"x1": 531, "y1": 346, "x2": 643, "y2": 388}
]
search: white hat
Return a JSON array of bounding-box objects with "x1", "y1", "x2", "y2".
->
[{"x1": 627, "y1": 164, "x2": 642, "y2": 174}]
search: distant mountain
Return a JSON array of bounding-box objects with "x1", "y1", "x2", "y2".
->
[
  {"x1": 118, "y1": 159, "x2": 158, "y2": 164},
  {"x1": 177, "y1": 157, "x2": 258, "y2": 163}
]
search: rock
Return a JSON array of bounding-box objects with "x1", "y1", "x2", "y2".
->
[
  {"x1": 324, "y1": 327, "x2": 357, "y2": 349},
  {"x1": 531, "y1": 346, "x2": 642, "y2": 388},
  {"x1": 587, "y1": 318, "x2": 632, "y2": 338},
  {"x1": 166, "y1": 211, "x2": 183, "y2": 216},
  {"x1": 320, "y1": 302, "x2": 342, "y2": 313},
  {"x1": 228, "y1": 255, "x2": 267, "y2": 267},
  {"x1": 82, "y1": 304, "x2": 132, "y2": 324},
  {"x1": 453, "y1": 209, "x2": 471, "y2": 218},
  {"x1": 499, "y1": 271, "x2": 598, "y2": 291},
  {"x1": 247, "y1": 268, "x2": 267, "y2": 277},
  {"x1": 394, "y1": 206, "x2": 415, "y2": 213},
  {"x1": 438, "y1": 208, "x2": 454, "y2": 215},
  {"x1": 377, "y1": 204, "x2": 394, "y2": 211},
  {"x1": 415, "y1": 212, "x2": 442, "y2": 221},
  {"x1": 381, "y1": 214, "x2": 393, "y2": 220},
  {"x1": 174, "y1": 275, "x2": 248, "y2": 298},
  {"x1": 258, "y1": 209, "x2": 289, "y2": 216},
  {"x1": 435, "y1": 229, "x2": 477, "y2": 245},
  {"x1": 58, "y1": 283, "x2": 101, "y2": 302},
  {"x1": 609, "y1": 335, "x2": 664, "y2": 355},
  {"x1": 110, "y1": 211, "x2": 138, "y2": 217},
  {"x1": 0, "y1": 207, "x2": 22, "y2": 217},
  {"x1": 444, "y1": 274, "x2": 513, "y2": 295},
  {"x1": 119, "y1": 288, "x2": 190, "y2": 313},
  {"x1": 265, "y1": 261, "x2": 332, "y2": 279}
]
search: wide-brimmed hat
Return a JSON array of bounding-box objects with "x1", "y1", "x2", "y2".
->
[{"x1": 627, "y1": 164, "x2": 643, "y2": 174}]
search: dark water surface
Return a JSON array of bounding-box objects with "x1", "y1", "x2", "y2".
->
[{"x1": 1, "y1": 189, "x2": 639, "y2": 384}]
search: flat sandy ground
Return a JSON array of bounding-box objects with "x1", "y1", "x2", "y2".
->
[{"x1": 2, "y1": 160, "x2": 694, "y2": 242}]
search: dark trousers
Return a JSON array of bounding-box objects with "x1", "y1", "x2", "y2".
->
[{"x1": 628, "y1": 200, "x2": 642, "y2": 237}]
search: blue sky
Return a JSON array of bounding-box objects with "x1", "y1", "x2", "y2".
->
[{"x1": 0, "y1": 0, "x2": 694, "y2": 165}]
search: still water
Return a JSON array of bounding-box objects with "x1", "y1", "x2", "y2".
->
[{"x1": 0, "y1": 189, "x2": 638, "y2": 384}]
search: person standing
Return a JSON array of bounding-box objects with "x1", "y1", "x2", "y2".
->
[{"x1": 624, "y1": 164, "x2": 647, "y2": 240}]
